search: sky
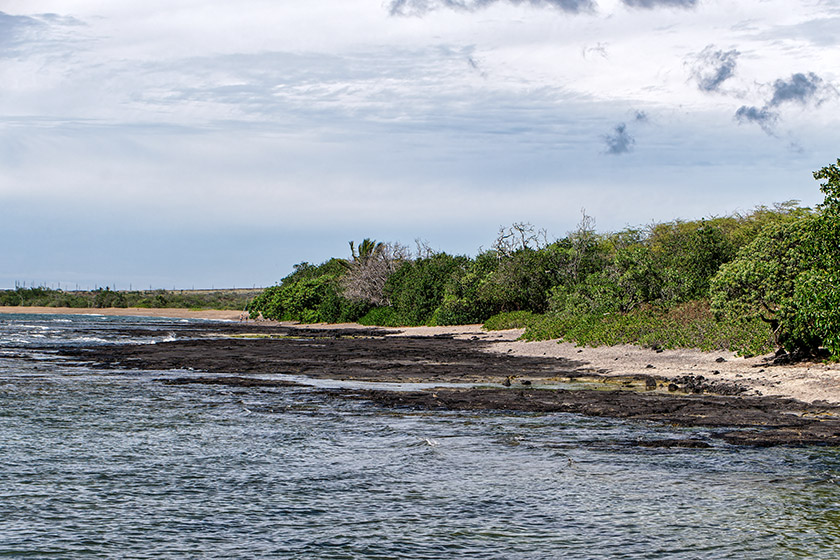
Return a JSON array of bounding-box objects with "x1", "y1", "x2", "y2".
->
[{"x1": 1, "y1": 0, "x2": 839, "y2": 290}]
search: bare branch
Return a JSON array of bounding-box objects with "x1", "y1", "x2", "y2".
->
[
  {"x1": 492, "y1": 222, "x2": 547, "y2": 258},
  {"x1": 341, "y1": 241, "x2": 409, "y2": 306}
]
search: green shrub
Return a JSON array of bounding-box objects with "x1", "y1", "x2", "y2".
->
[
  {"x1": 710, "y1": 159, "x2": 840, "y2": 358},
  {"x1": 787, "y1": 269, "x2": 840, "y2": 356},
  {"x1": 483, "y1": 311, "x2": 537, "y2": 331},
  {"x1": 386, "y1": 253, "x2": 470, "y2": 325},
  {"x1": 357, "y1": 306, "x2": 400, "y2": 327},
  {"x1": 521, "y1": 301, "x2": 774, "y2": 357}
]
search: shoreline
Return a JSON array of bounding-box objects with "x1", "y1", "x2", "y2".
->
[
  {"x1": 295, "y1": 322, "x2": 840, "y2": 406},
  {"x1": 4, "y1": 306, "x2": 839, "y2": 405},
  {"x1": 22, "y1": 317, "x2": 840, "y2": 446}
]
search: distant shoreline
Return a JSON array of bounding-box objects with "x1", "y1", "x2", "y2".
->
[{"x1": 0, "y1": 306, "x2": 244, "y2": 321}]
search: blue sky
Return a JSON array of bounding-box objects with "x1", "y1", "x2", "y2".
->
[{"x1": 1, "y1": 0, "x2": 839, "y2": 289}]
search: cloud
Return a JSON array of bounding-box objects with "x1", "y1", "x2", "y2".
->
[
  {"x1": 388, "y1": 0, "x2": 595, "y2": 16},
  {"x1": 755, "y1": 16, "x2": 840, "y2": 48},
  {"x1": 603, "y1": 123, "x2": 634, "y2": 155},
  {"x1": 734, "y1": 72, "x2": 834, "y2": 135},
  {"x1": 0, "y1": 10, "x2": 84, "y2": 57},
  {"x1": 0, "y1": 11, "x2": 43, "y2": 50},
  {"x1": 690, "y1": 45, "x2": 739, "y2": 92},
  {"x1": 622, "y1": 0, "x2": 698, "y2": 8},
  {"x1": 734, "y1": 105, "x2": 777, "y2": 134},
  {"x1": 768, "y1": 72, "x2": 823, "y2": 106}
]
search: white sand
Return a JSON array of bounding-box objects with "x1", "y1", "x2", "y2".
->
[
  {"x1": 258, "y1": 322, "x2": 840, "y2": 404},
  {"x1": 395, "y1": 325, "x2": 840, "y2": 405}
]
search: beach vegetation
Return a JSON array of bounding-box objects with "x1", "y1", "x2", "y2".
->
[
  {"x1": 341, "y1": 240, "x2": 409, "y2": 307},
  {"x1": 493, "y1": 301, "x2": 774, "y2": 357},
  {"x1": 245, "y1": 259, "x2": 368, "y2": 323},
  {"x1": 711, "y1": 159, "x2": 840, "y2": 358},
  {"x1": 245, "y1": 160, "x2": 838, "y2": 361}
]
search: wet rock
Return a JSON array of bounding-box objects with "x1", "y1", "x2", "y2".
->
[
  {"x1": 350, "y1": 386, "x2": 840, "y2": 447},
  {"x1": 636, "y1": 439, "x2": 711, "y2": 449},
  {"x1": 52, "y1": 320, "x2": 840, "y2": 447},
  {"x1": 668, "y1": 374, "x2": 745, "y2": 396},
  {"x1": 161, "y1": 376, "x2": 299, "y2": 388},
  {"x1": 56, "y1": 324, "x2": 588, "y2": 384}
]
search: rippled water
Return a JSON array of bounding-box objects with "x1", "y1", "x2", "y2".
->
[{"x1": 2, "y1": 314, "x2": 840, "y2": 559}]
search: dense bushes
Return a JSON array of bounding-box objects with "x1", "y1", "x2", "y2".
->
[
  {"x1": 386, "y1": 253, "x2": 471, "y2": 325},
  {"x1": 711, "y1": 159, "x2": 840, "y2": 358},
  {"x1": 244, "y1": 158, "x2": 839, "y2": 360},
  {"x1": 247, "y1": 259, "x2": 370, "y2": 323}
]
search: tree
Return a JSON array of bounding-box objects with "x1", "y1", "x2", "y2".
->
[
  {"x1": 349, "y1": 238, "x2": 384, "y2": 265},
  {"x1": 492, "y1": 222, "x2": 548, "y2": 258},
  {"x1": 709, "y1": 218, "x2": 816, "y2": 345},
  {"x1": 710, "y1": 158, "x2": 840, "y2": 358},
  {"x1": 341, "y1": 240, "x2": 409, "y2": 307},
  {"x1": 386, "y1": 253, "x2": 469, "y2": 325}
]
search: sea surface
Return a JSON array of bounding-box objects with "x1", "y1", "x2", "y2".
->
[{"x1": 1, "y1": 313, "x2": 840, "y2": 559}]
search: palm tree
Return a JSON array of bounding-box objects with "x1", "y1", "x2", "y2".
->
[{"x1": 349, "y1": 238, "x2": 384, "y2": 265}]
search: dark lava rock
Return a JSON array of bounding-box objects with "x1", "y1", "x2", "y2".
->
[
  {"x1": 45, "y1": 320, "x2": 840, "y2": 448},
  {"x1": 55, "y1": 324, "x2": 588, "y2": 383},
  {"x1": 636, "y1": 439, "x2": 711, "y2": 449},
  {"x1": 350, "y1": 386, "x2": 840, "y2": 447},
  {"x1": 668, "y1": 374, "x2": 745, "y2": 396},
  {"x1": 161, "y1": 376, "x2": 300, "y2": 388}
]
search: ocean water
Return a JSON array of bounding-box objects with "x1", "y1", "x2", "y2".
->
[{"x1": 1, "y1": 313, "x2": 839, "y2": 559}]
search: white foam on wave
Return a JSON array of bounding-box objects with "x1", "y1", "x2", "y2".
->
[{"x1": 70, "y1": 336, "x2": 110, "y2": 344}]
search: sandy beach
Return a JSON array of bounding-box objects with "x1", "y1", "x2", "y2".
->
[
  {"x1": 288, "y1": 322, "x2": 840, "y2": 406},
  {"x1": 465, "y1": 328, "x2": 840, "y2": 405}
]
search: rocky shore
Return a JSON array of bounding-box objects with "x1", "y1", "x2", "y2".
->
[{"x1": 49, "y1": 320, "x2": 840, "y2": 447}]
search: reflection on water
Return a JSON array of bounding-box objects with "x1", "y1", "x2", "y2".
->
[{"x1": 1, "y1": 314, "x2": 839, "y2": 559}]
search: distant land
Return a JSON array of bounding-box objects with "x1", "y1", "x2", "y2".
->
[{"x1": 0, "y1": 287, "x2": 261, "y2": 312}]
